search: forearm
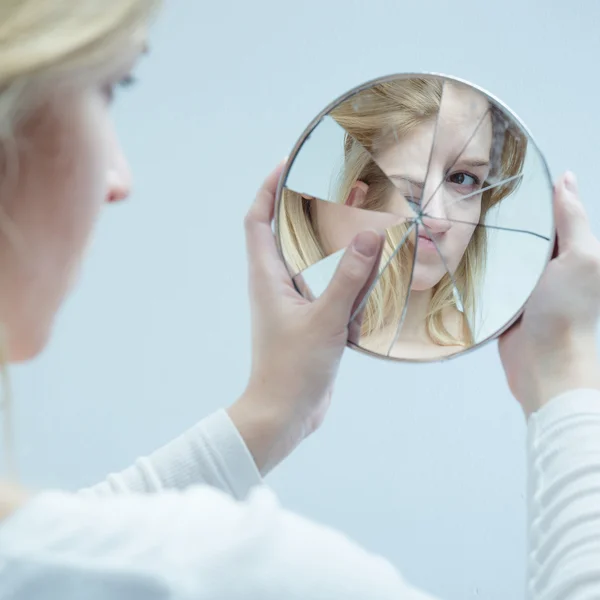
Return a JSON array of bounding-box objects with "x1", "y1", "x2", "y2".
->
[
  {"x1": 226, "y1": 387, "x2": 310, "y2": 477},
  {"x1": 79, "y1": 409, "x2": 262, "y2": 500},
  {"x1": 528, "y1": 388, "x2": 600, "y2": 598},
  {"x1": 532, "y1": 335, "x2": 600, "y2": 410}
]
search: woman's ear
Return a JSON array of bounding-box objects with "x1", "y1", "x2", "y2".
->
[{"x1": 346, "y1": 181, "x2": 369, "y2": 208}]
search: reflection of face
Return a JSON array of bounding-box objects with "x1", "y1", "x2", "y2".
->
[
  {"x1": 313, "y1": 83, "x2": 493, "y2": 293},
  {"x1": 0, "y1": 47, "x2": 141, "y2": 361},
  {"x1": 376, "y1": 84, "x2": 492, "y2": 291},
  {"x1": 313, "y1": 185, "x2": 406, "y2": 256}
]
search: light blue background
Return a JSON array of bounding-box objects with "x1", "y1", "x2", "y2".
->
[{"x1": 10, "y1": 1, "x2": 600, "y2": 599}]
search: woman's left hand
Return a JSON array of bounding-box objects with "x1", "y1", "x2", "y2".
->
[{"x1": 227, "y1": 160, "x2": 384, "y2": 475}]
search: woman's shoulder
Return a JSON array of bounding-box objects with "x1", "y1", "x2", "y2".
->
[{"x1": 0, "y1": 484, "x2": 424, "y2": 600}]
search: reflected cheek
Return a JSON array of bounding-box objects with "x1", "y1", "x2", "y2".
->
[
  {"x1": 387, "y1": 190, "x2": 418, "y2": 219},
  {"x1": 447, "y1": 223, "x2": 478, "y2": 267},
  {"x1": 316, "y1": 219, "x2": 350, "y2": 255},
  {"x1": 447, "y1": 197, "x2": 482, "y2": 222},
  {"x1": 315, "y1": 204, "x2": 384, "y2": 254}
]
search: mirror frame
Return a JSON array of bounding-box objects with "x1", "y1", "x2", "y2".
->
[{"x1": 274, "y1": 72, "x2": 555, "y2": 363}]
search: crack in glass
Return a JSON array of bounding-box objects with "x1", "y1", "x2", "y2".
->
[
  {"x1": 421, "y1": 220, "x2": 475, "y2": 343},
  {"x1": 348, "y1": 221, "x2": 416, "y2": 324},
  {"x1": 280, "y1": 189, "x2": 406, "y2": 277},
  {"x1": 427, "y1": 172, "x2": 524, "y2": 214},
  {"x1": 420, "y1": 108, "x2": 492, "y2": 216},
  {"x1": 385, "y1": 221, "x2": 420, "y2": 356},
  {"x1": 276, "y1": 74, "x2": 555, "y2": 361},
  {"x1": 423, "y1": 215, "x2": 551, "y2": 242}
]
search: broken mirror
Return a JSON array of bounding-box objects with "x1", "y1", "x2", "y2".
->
[{"x1": 275, "y1": 73, "x2": 554, "y2": 362}]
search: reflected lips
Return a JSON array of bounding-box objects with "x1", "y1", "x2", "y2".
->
[{"x1": 417, "y1": 232, "x2": 437, "y2": 251}]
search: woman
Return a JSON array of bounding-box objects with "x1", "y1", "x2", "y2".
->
[
  {"x1": 281, "y1": 78, "x2": 526, "y2": 359},
  {"x1": 0, "y1": 2, "x2": 600, "y2": 599}
]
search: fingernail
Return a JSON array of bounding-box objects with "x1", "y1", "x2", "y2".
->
[
  {"x1": 353, "y1": 230, "x2": 380, "y2": 258},
  {"x1": 564, "y1": 171, "x2": 578, "y2": 193}
]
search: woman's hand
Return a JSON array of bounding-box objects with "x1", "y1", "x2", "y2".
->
[
  {"x1": 228, "y1": 161, "x2": 384, "y2": 474},
  {"x1": 499, "y1": 172, "x2": 600, "y2": 417}
]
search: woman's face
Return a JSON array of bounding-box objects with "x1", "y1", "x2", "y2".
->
[
  {"x1": 376, "y1": 84, "x2": 493, "y2": 291},
  {"x1": 0, "y1": 46, "x2": 142, "y2": 361},
  {"x1": 314, "y1": 83, "x2": 493, "y2": 293}
]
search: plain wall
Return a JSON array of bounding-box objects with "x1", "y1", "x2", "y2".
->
[{"x1": 10, "y1": 1, "x2": 600, "y2": 599}]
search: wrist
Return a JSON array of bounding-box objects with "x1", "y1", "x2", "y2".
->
[
  {"x1": 530, "y1": 336, "x2": 600, "y2": 413},
  {"x1": 227, "y1": 388, "x2": 309, "y2": 476}
]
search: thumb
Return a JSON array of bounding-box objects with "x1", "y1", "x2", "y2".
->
[
  {"x1": 554, "y1": 171, "x2": 591, "y2": 253},
  {"x1": 315, "y1": 230, "x2": 383, "y2": 328}
]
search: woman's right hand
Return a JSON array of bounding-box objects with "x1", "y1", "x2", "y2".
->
[
  {"x1": 228, "y1": 161, "x2": 384, "y2": 475},
  {"x1": 498, "y1": 171, "x2": 600, "y2": 417}
]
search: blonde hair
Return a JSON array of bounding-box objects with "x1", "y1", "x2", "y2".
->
[
  {"x1": 0, "y1": 0, "x2": 162, "y2": 477},
  {"x1": 281, "y1": 78, "x2": 526, "y2": 350}
]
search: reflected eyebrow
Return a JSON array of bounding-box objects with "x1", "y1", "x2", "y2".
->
[
  {"x1": 388, "y1": 174, "x2": 424, "y2": 189},
  {"x1": 388, "y1": 159, "x2": 488, "y2": 189},
  {"x1": 455, "y1": 159, "x2": 490, "y2": 169}
]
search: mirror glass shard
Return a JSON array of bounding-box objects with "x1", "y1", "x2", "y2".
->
[{"x1": 276, "y1": 74, "x2": 554, "y2": 362}]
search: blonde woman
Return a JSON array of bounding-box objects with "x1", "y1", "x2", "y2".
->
[
  {"x1": 281, "y1": 78, "x2": 525, "y2": 359},
  {"x1": 0, "y1": 2, "x2": 600, "y2": 599}
]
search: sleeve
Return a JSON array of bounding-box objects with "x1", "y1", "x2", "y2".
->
[
  {"x1": 78, "y1": 409, "x2": 262, "y2": 501},
  {"x1": 527, "y1": 388, "x2": 600, "y2": 599},
  {"x1": 0, "y1": 485, "x2": 441, "y2": 600}
]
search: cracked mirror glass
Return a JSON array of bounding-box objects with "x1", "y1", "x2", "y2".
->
[{"x1": 276, "y1": 74, "x2": 553, "y2": 362}]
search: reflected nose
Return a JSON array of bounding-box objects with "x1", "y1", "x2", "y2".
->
[
  {"x1": 420, "y1": 189, "x2": 450, "y2": 234},
  {"x1": 421, "y1": 196, "x2": 451, "y2": 234},
  {"x1": 420, "y1": 213, "x2": 451, "y2": 234}
]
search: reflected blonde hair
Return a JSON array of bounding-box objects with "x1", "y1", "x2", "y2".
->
[
  {"x1": 281, "y1": 78, "x2": 526, "y2": 348},
  {"x1": 0, "y1": 0, "x2": 162, "y2": 477}
]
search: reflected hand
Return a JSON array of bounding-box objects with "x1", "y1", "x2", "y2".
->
[
  {"x1": 228, "y1": 160, "x2": 384, "y2": 474},
  {"x1": 498, "y1": 171, "x2": 600, "y2": 417}
]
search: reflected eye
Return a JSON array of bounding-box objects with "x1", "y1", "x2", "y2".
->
[
  {"x1": 405, "y1": 197, "x2": 421, "y2": 212},
  {"x1": 448, "y1": 172, "x2": 480, "y2": 187}
]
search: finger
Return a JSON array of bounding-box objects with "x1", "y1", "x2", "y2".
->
[
  {"x1": 498, "y1": 313, "x2": 522, "y2": 343},
  {"x1": 246, "y1": 158, "x2": 288, "y2": 225},
  {"x1": 245, "y1": 159, "x2": 290, "y2": 283},
  {"x1": 316, "y1": 230, "x2": 384, "y2": 329},
  {"x1": 554, "y1": 171, "x2": 591, "y2": 254}
]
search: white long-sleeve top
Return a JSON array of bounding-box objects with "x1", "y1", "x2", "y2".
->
[{"x1": 0, "y1": 389, "x2": 599, "y2": 599}]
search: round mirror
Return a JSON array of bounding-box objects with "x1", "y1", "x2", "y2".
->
[{"x1": 275, "y1": 73, "x2": 554, "y2": 362}]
